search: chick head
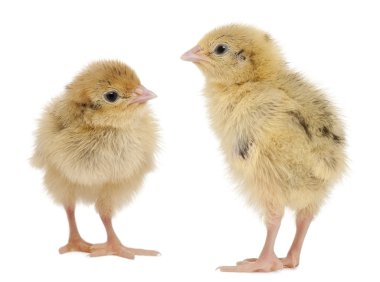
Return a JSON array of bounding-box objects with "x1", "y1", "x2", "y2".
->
[
  {"x1": 181, "y1": 24, "x2": 285, "y2": 85},
  {"x1": 64, "y1": 60, "x2": 156, "y2": 128}
]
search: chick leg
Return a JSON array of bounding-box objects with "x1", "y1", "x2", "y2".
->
[
  {"x1": 218, "y1": 214, "x2": 284, "y2": 272},
  {"x1": 90, "y1": 215, "x2": 160, "y2": 259},
  {"x1": 59, "y1": 206, "x2": 92, "y2": 254},
  {"x1": 281, "y1": 211, "x2": 313, "y2": 268}
]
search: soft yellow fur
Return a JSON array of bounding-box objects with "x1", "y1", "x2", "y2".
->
[
  {"x1": 195, "y1": 24, "x2": 346, "y2": 218},
  {"x1": 32, "y1": 60, "x2": 158, "y2": 216}
]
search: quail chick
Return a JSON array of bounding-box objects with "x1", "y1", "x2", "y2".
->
[
  {"x1": 182, "y1": 24, "x2": 346, "y2": 272},
  {"x1": 32, "y1": 60, "x2": 159, "y2": 259}
]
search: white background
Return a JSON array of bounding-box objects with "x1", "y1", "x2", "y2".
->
[{"x1": 0, "y1": 0, "x2": 379, "y2": 281}]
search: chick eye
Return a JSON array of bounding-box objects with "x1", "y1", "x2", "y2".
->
[
  {"x1": 103, "y1": 91, "x2": 119, "y2": 103},
  {"x1": 214, "y1": 44, "x2": 228, "y2": 55}
]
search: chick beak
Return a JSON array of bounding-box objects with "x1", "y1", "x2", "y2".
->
[
  {"x1": 181, "y1": 45, "x2": 209, "y2": 63},
  {"x1": 130, "y1": 85, "x2": 157, "y2": 104}
]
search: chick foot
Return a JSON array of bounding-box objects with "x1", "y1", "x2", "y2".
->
[
  {"x1": 90, "y1": 242, "x2": 160, "y2": 259},
  {"x1": 220, "y1": 214, "x2": 284, "y2": 272},
  {"x1": 59, "y1": 238, "x2": 92, "y2": 254},
  {"x1": 280, "y1": 254, "x2": 299, "y2": 268},
  {"x1": 218, "y1": 257, "x2": 283, "y2": 272},
  {"x1": 93, "y1": 215, "x2": 160, "y2": 259}
]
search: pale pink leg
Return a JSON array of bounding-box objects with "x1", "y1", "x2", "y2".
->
[
  {"x1": 90, "y1": 215, "x2": 160, "y2": 259},
  {"x1": 218, "y1": 215, "x2": 284, "y2": 272},
  {"x1": 281, "y1": 212, "x2": 313, "y2": 268},
  {"x1": 59, "y1": 206, "x2": 92, "y2": 254}
]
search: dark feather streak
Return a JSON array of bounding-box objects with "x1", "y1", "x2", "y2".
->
[
  {"x1": 319, "y1": 126, "x2": 344, "y2": 144},
  {"x1": 287, "y1": 111, "x2": 312, "y2": 140},
  {"x1": 238, "y1": 138, "x2": 254, "y2": 160}
]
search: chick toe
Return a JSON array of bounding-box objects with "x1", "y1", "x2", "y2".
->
[
  {"x1": 218, "y1": 257, "x2": 283, "y2": 273},
  {"x1": 236, "y1": 258, "x2": 257, "y2": 265},
  {"x1": 126, "y1": 247, "x2": 161, "y2": 256},
  {"x1": 280, "y1": 256, "x2": 299, "y2": 268},
  {"x1": 59, "y1": 239, "x2": 92, "y2": 254},
  {"x1": 90, "y1": 243, "x2": 135, "y2": 259},
  {"x1": 89, "y1": 243, "x2": 159, "y2": 259}
]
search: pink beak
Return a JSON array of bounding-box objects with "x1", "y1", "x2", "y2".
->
[
  {"x1": 130, "y1": 85, "x2": 157, "y2": 104},
  {"x1": 181, "y1": 45, "x2": 209, "y2": 63}
]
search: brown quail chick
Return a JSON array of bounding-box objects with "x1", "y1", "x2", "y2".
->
[
  {"x1": 32, "y1": 60, "x2": 159, "y2": 259},
  {"x1": 182, "y1": 24, "x2": 346, "y2": 272}
]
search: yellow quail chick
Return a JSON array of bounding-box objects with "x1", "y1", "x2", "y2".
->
[
  {"x1": 182, "y1": 24, "x2": 346, "y2": 272},
  {"x1": 32, "y1": 60, "x2": 159, "y2": 259}
]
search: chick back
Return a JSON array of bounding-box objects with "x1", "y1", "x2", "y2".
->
[{"x1": 275, "y1": 72, "x2": 346, "y2": 182}]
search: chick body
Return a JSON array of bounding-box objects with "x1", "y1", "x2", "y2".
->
[
  {"x1": 33, "y1": 99, "x2": 156, "y2": 214},
  {"x1": 205, "y1": 73, "x2": 345, "y2": 217},
  {"x1": 32, "y1": 60, "x2": 159, "y2": 257}
]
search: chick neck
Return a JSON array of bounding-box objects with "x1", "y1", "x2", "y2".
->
[
  {"x1": 205, "y1": 66, "x2": 285, "y2": 91},
  {"x1": 206, "y1": 57, "x2": 286, "y2": 89}
]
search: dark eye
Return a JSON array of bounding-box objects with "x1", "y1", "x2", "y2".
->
[
  {"x1": 214, "y1": 44, "x2": 228, "y2": 55},
  {"x1": 103, "y1": 91, "x2": 119, "y2": 103}
]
